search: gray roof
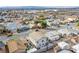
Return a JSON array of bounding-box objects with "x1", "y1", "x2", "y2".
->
[{"x1": 0, "y1": 42, "x2": 5, "y2": 48}]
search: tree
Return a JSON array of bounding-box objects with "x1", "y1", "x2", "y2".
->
[
  {"x1": 76, "y1": 21, "x2": 79, "y2": 26},
  {"x1": 40, "y1": 20, "x2": 47, "y2": 28},
  {"x1": 77, "y1": 22, "x2": 79, "y2": 26},
  {"x1": 0, "y1": 41, "x2": 3, "y2": 44}
]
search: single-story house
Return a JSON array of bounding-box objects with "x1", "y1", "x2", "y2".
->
[
  {"x1": 72, "y1": 44, "x2": 79, "y2": 53},
  {"x1": 28, "y1": 29, "x2": 46, "y2": 46},
  {"x1": 4, "y1": 22, "x2": 17, "y2": 33},
  {"x1": 45, "y1": 31, "x2": 60, "y2": 42},
  {"x1": 57, "y1": 41, "x2": 69, "y2": 50}
]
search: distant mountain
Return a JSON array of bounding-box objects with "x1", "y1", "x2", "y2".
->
[
  {"x1": 0, "y1": 6, "x2": 52, "y2": 10},
  {"x1": 0, "y1": 6, "x2": 79, "y2": 10}
]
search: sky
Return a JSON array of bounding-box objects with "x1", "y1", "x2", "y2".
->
[{"x1": 0, "y1": 0, "x2": 79, "y2": 7}]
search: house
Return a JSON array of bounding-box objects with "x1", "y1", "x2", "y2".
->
[
  {"x1": 4, "y1": 22, "x2": 17, "y2": 33},
  {"x1": 28, "y1": 29, "x2": 54, "y2": 51},
  {"x1": 28, "y1": 29, "x2": 46, "y2": 46},
  {"x1": 65, "y1": 34, "x2": 79, "y2": 44},
  {"x1": 46, "y1": 19, "x2": 54, "y2": 26},
  {"x1": 6, "y1": 39, "x2": 18, "y2": 53},
  {"x1": 46, "y1": 19, "x2": 60, "y2": 27},
  {"x1": 64, "y1": 16, "x2": 77, "y2": 23},
  {"x1": 58, "y1": 28, "x2": 71, "y2": 36},
  {"x1": 17, "y1": 25, "x2": 30, "y2": 33},
  {"x1": 57, "y1": 41, "x2": 70, "y2": 50},
  {"x1": 32, "y1": 24, "x2": 41, "y2": 29},
  {"x1": 51, "y1": 19, "x2": 60, "y2": 26},
  {"x1": 46, "y1": 26, "x2": 59, "y2": 30},
  {"x1": 45, "y1": 31, "x2": 60, "y2": 42},
  {"x1": 6, "y1": 39, "x2": 27, "y2": 53},
  {"x1": 72, "y1": 44, "x2": 79, "y2": 53}
]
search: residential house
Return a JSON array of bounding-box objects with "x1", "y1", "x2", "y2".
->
[
  {"x1": 57, "y1": 41, "x2": 70, "y2": 50},
  {"x1": 6, "y1": 39, "x2": 18, "y2": 53},
  {"x1": 17, "y1": 24, "x2": 30, "y2": 33},
  {"x1": 63, "y1": 16, "x2": 77, "y2": 23},
  {"x1": 4, "y1": 22, "x2": 17, "y2": 33},
  {"x1": 72, "y1": 44, "x2": 79, "y2": 53},
  {"x1": 28, "y1": 29, "x2": 46, "y2": 46},
  {"x1": 58, "y1": 28, "x2": 71, "y2": 36},
  {"x1": 45, "y1": 31, "x2": 60, "y2": 42},
  {"x1": 6, "y1": 39, "x2": 28, "y2": 53}
]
